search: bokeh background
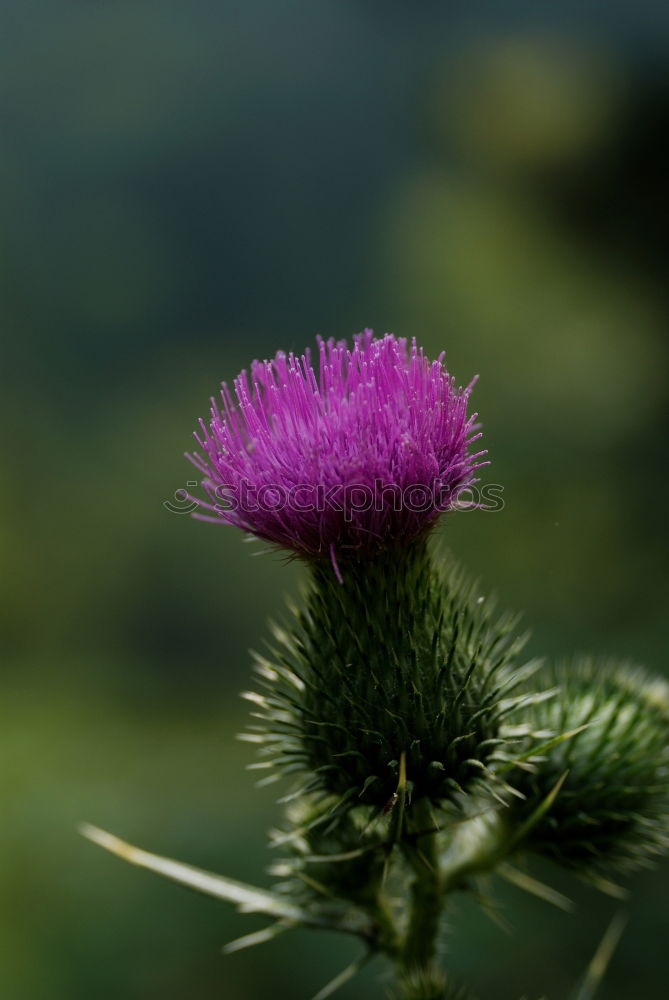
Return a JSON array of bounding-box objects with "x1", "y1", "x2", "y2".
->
[{"x1": 2, "y1": 2, "x2": 668, "y2": 998}]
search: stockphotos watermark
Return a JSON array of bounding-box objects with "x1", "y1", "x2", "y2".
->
[{"x1": 164, "y1": 480, "x2": 505, "y2": 517}]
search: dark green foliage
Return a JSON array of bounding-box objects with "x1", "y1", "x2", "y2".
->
[
  {"x1": 508, "y1": 658, "x2": 669, "y2": 877},
  {"x1": 244, "y1": 540, "x2": 533, "y2": 814}
]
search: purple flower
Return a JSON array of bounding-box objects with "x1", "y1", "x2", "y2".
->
[{"x1": 186, "y1": 330, "x2": 486, "y2": 571}]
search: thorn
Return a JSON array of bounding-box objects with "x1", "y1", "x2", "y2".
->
[{"x1": 572, "y1": 911, "x2": 628, "y2": 1000}]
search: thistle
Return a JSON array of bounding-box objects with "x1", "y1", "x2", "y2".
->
[{"x1": 82, "y1": 330, "x2": 669, "y2": 1000}]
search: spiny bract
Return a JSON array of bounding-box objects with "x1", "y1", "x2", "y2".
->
[{"x1": 242, "y1": 541, "x2": 540, "y2": 816}]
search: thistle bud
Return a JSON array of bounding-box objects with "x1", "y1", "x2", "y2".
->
[{"x1": 508, "y1": 658, "x2": 669, "y2": 878}]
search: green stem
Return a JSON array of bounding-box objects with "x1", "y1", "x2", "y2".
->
[
  {"x1": 401, "y1": 799, "x2": 443, "y2": 973},
  {"x1": 372, "y1": 894, "x2": 402, "y2": 958}
]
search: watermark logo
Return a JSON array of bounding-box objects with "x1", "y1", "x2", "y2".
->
[{"x1": 164, "y1": 480, "x2": 505, "y2": 516}]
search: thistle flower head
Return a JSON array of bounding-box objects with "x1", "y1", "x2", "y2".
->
[{"x1": 188, "y1": 330, "x2": 484, "y2": 561}]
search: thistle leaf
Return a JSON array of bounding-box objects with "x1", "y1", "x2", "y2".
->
[{"x1": 79, "y1": 823, "x2": 371, "y2": 938}]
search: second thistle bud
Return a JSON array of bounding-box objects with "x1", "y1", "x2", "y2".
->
[{"x1": 507, "y1": 658, "x2": 669, "y2": 878}]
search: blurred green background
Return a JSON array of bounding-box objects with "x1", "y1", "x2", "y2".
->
[{"x1": 2, "y1": 2, "x2": 668, "y2": 998}]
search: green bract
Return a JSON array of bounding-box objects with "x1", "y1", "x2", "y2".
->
[{"x1": 243, "y1": 540, "x2": 538, "y2": 816}]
